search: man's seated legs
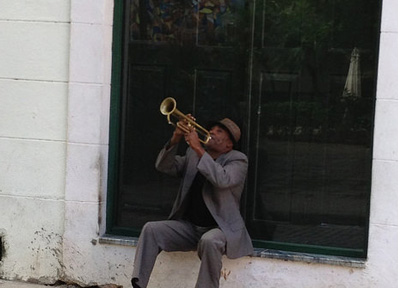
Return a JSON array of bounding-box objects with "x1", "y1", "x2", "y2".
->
[
  {"x1": 195, "y1": 228, "x2": 227, "y2": 288},
  {"x1": 132, "y1": 220, "x2": 199, "y2": 288}
]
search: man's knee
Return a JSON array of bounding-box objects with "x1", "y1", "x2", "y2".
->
[
  {"x1": 198, "y1": 229, "x2": 226, "y2": 255},
  {"x1": 140, "y1": 220, "x2": 177, "y2": 242},
  {"x1": 142, "y1": 221, "x2": 164, "y2": 233},
  {"x1": 141, "y1": 221, "x2": 155, "y2": 235},
  {"x1": 139, "y1": 221, "x2": 164, "y2": 241}
]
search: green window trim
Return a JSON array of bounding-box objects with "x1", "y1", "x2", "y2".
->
[
  {"x1": 106, "y1": 0, "x2": 124, "y2": 235},
  {"x1": 106, "y1": 0, "x2": 381, "y2": 260}
]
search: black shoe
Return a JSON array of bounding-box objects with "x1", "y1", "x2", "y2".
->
[{"x1": 131, "y1": 278, "x2": 141, "y2": 288}]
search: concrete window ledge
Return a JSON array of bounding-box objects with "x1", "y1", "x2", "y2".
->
[
  {"x1": 99, "y1": 235, "x2": 366, "y2": 269},
  {"x1": 99, "y1": 234, "x2": 139, "y2": 247},
  {"x1": 252, "y1": 248, "x2": 366, "y2": 268}
]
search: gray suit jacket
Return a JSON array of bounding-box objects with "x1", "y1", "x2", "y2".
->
[{"x1": 155, "y1": 142, "x2": 253, "y2": 259}]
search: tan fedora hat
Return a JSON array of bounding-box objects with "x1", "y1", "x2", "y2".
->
[{"x1": 217, "y1": 118, "x2": 241, "y2": 143}]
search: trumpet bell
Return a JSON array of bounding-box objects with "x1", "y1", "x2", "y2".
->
[
  {"x1": 160, "y1": 97, "x2": 177, "y2": 116},
  {"x1": 159, "y1": 97, "x2": 211, "y2": 144}
]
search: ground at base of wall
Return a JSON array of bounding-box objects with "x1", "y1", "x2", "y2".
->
[{"x1": 0, "y1": 280, "x2": 122, "y2": 288}]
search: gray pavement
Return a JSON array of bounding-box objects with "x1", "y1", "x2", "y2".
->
[
  {"x1": 0, "y1": 281, "x2": 121, "y2": 288},
  {"x1": 0, "y1": 280, "x2": 48, "y2": 288}
]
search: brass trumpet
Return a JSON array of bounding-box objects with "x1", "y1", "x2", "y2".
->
[{"x1": 160, "y1": 97, "x2": 211, "y2": 144}]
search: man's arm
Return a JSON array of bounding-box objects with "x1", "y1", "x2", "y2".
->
[
  {"x1": 155, "y1": 124, "x2": 187, "y2": 176},
  {"x1": 166, "y1": 129, "x2": 183, "y2": 150},
  {"x1": 197, "y1": 151, "x2": 248, "y2": 189},
  {"x1": 184, "y1": 129, "x2": 205, "y2": 158}
]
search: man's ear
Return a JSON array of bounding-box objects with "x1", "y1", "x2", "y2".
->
[{"x1": 226, "y1": 140, "x2": 233, "y2": 150}]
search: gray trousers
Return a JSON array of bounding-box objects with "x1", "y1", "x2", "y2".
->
[{"x1": 132, "y1": 220, "x2": 227, "y2": 288}]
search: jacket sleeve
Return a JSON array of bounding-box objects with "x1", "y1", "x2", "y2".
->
[
  {"x1": 197, "y1": 150, "x2": 248, "y2": 189},
  {"x1": 155, "y1": 141, "x2": 187, "y2": 177}
]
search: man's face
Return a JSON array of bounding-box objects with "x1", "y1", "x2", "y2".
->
[{"x1": 206, "y1": 125, "x2": 233, "y2": 153}]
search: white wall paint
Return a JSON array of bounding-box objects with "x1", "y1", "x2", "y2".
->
[
  {"x1": 0, "y1": 0, "x2": 70, "y2": 283},
  {"x1": 0, "y1": 0, "x2": 397, "y2": 287},
  {"x1": 62, "y1": 0, "x2": 114, "y2": 285}
]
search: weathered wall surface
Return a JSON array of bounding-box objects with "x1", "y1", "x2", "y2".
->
[
  {"x1": 0, "y1": 0, "x2": 70, "y2": 283},
  {"x1": 0, "y1": 0, "x2": 397, "y2": 287},
  {"x1": 61, "y1": 0, "x2": 115, "y2": 286}
]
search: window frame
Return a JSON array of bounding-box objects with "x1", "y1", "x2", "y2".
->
[{"x1": 106, "y1": 0, "x2": 380, "y2": 260}]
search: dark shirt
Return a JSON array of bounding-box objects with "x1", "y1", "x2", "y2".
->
[{"x1": 184, "y1": 172, "x2": 217, "y2": 227}]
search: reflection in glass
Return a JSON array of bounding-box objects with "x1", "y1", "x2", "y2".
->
[
  {"x1": 129, "y1": 0, "x2": 245, "y2": 45},
  {"x1": 113, "y1": 0, "x2": 381, "y2": 258},
  {"x1": 248, "y1": 0, "x2": 380, "y2": 255}
]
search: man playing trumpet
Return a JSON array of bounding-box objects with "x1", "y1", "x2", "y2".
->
[{"x1": 131, "y1": 115, "x2": 253, "y2": 288}]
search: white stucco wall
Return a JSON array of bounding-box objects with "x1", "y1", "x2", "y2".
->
[
  {"x1": 0, "y1": 0, "x2": 70, "y2": 283},
  {"x1": 0, "y1": 0, "x2": 397, "y2": 287}
]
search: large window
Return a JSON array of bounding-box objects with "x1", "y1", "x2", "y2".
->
[{"x1": 107, "y1": 0, "x2": 382, "y2": 258}]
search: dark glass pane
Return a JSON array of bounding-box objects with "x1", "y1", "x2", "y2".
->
[
  {"x1": 110, "y1": 0, "x2": 380, "y2": 257},
  {"x1": 117, "y1": 65, "x2": 179, "y2": 229},
  {"x1": 114, "y1": 0, "x2": 249, "y2": 233},
  {"x1": 247, "y1": 0, "x2": 380, "y2": 255}
]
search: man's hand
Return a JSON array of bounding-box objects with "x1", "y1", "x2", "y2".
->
[
  {"x1": 168, "y1": 114, "x2": 194, "y2": 148},
  {"x1": 185, "y1": 128, "x2": 205, "y2": 158}
]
